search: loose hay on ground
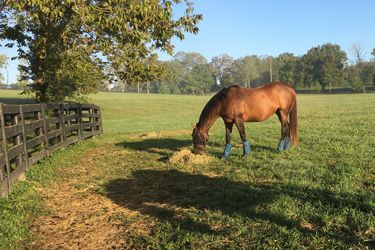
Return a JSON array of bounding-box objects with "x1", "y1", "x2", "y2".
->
[
  {"x1": 129, "y1": 130, "x2": 191, "y2": 140},
  {"x1": 169, "y1": 149, "x2": 213, "y2": 164}
]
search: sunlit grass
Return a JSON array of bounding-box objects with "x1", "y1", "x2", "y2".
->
[{"x1": 0, "y1": 90, "x2": 374, "y2": 249}]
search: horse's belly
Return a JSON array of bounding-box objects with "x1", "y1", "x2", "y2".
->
[{"x1": 243, "y1": 105, "x2": 277, "y2": 122}]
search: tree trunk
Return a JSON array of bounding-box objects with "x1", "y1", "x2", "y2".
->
[
  {"x1": 147, "y1": 82, "x2": 150, "y2": 94},
  {"x1": 329, "y1": 82, "x2": 331, "y2": 94},
  {"x1": 121, "y1": 82, "x2": 125, "y2": 93},
  {"x1": 137, "y1": 82, "x2": 140, "y2": 93}
]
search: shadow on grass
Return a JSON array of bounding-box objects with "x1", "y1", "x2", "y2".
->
[
  {"x1": 116, "y1": 138, "x2": 276, "y2": 159},
  {"x1": 104, "y1": 169, "x2": 370, "y2": 246},
  {"x1": 116, "y1": 138, "x2": 192, "y2": 155},
  {"x1": 0, "y1": 97, "x2": 35, "y2": 104}
]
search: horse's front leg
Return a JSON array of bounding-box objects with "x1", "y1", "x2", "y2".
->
[
  {"x1": 235, "y1": 120, "x2": 251, "y2": 156},
  {"x1": 223, "y1": 121, "x2": 233, "y2": 159}
]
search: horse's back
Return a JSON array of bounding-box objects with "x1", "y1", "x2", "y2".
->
[
  {"x1": 222, "y1": 82, "x2": 295, "y2": 102},
  {"x1": 219, "y1": 82, "x2": 296, "y2": 122}
]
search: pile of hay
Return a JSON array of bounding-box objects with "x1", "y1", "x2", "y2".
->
[
  {"x1": 169, "y1": 149, "x2": 213, "y2": 164},
  {"x1": 138, "y1": 131, "x2": 158, "y2": 139}
]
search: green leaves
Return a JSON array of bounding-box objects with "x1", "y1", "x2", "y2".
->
[
  {"x1": 302, "y1": 43, "x2": 347, "y2": 91},
  {"x1": 1, "y1": 0, "x2": 202, "y2": 101}
]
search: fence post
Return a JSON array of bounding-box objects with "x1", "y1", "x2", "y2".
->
[
  {"x1": 12, "y1": 108, "x2": 23, "y2": 169},
  {"x1": 19, "y1": 106, "x2": 30, "y2": 171},
  {"x1": 0, "y1": 104, "x2": 11, "y2": 197},
  {"x1": 98, "y1": 106, "x2": 103, "y2": 134},
  {"x1": 90, "y1": 106, "x2": 95, "y2": 133},
  {"x1": 78, "y1": 103, "x2": 83, "y2": 141},
  {"x1": 41, "y1": 104, "x2": 50, "y2": 156},
  {"x1": 59, "y1": 104, "x2": 66, "y2": 142}
]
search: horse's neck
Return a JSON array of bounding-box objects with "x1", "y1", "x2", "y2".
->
[
  {"x1": 199, "y1": 119, "x2": 217, "y2": 135},
  {"x1": 198, "y1": 109, "x2": 220, "y2": 134}
]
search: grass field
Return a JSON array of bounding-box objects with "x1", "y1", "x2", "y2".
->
[{"x1": 0, "y1": 90, "x2": 374, "y2": 249}]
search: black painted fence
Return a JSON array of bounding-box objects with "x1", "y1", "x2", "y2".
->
[{"x1": 0, "y1": 103, "x2": 102, "y2": 198}]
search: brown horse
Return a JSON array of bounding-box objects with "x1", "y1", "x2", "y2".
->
[{"x1": 192, "y1": 82, "x2": 298, "y2": 158}]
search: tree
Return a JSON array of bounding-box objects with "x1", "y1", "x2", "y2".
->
[
  {"x1": 159, "y1": 61, "x2": 185, "y2": 94},
  {"x1": 239, "y1": 56, "x2": 258, "y2": 88},
  {"x1": 0, "y1": 0, "x2": 202, "y2": 102},
  {"x1": 251, "y1": 55, "x2": 272, "y2": 87},
  {"x1": 183, "y1": 64, "x2": 214, "y2": 94},
  {"x1": 364, "y1": 62, "x2": 375, "y2": 87},
  {"x1": 173, "y1": 51, "x2": 207, "y2": 69},
  {"x1": 171, "y1": 51, "x2": 208, "y2": 94},
  {"x1": 221, "y1": 56, "x2": 258, "y2": 88},
  {"x1": 302, "y1": 43, "x2": 347, "y2": 92},
  {"x1": 350, "y1": 42, "x2": 367, "y2": 92},
  {"x1": 277, "y1": 53, "x2": 299, "y2": 87},
  {"x1": 210, "y1": 54, "x2": 233, "y2": 87},
  {"x1": 102, "y1": 63, "x2": 117, "y2": 92},
  {"x1": 0, "y1": 54, "x2": 8, "y2": 85},
  {"x1": 344, "y1": 65, "x2": 362, "y2": 92}
]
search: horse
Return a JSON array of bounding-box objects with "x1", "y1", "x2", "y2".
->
[{"x1": 192, "y1": 82, "x2": 298, "y2": 158}]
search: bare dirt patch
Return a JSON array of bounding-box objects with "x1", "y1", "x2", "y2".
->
[{"x1": 29, "y1": 147, "x2": 138, "y2": 250}]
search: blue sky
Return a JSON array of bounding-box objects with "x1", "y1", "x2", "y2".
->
[
  {"x1": 1, "y1": 0, "x2": 375, "y2": 84},
  {"x1": 158, "y1": 0, "x2": 375, "y2": 60}
]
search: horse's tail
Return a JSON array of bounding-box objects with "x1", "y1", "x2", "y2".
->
[{"x1": 290, "y1": 98, "x2": 298, "y2": 146}]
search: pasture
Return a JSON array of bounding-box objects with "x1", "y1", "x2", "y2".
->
[{"x1": 0, "y1": 90, "x2": 374, "y2": 249}]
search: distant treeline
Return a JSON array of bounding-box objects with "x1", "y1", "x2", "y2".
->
[
  {"x1": 4, "y1": 43, "x2": 375, "y2": 96},
  {"x1": 103, "y1": 44, "x2": 375, "y2": 95},
  {"x1": 98, "y1": 85, "x2": 375, "y2": 95}
]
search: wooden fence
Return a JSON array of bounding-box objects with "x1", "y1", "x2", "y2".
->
[{"x1": 0, "y1": 103, "x2": 102, "y2": 198}]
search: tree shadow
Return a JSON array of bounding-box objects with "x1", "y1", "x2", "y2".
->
[
  {"x1": 115, "y1": 138, "x2": 192, "y2": 157},
  {"x1": 103, "y1": 169, "x2": 369, "y2": 246},
  {"x1": 0, "y1": 97, "x2": 35, "y2": 104}
]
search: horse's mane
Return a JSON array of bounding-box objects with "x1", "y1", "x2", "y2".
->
[{"x1": 197, "y1": 87, "x2": 227, "y2": 127}]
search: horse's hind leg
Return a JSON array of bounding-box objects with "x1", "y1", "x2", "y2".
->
[
  {"x1": 276, "y1": 109, "x2": 291, "y2": 150},
  {"x1": 234, "y1": 119, "x2": 251, "y2": 156},
  {"x1": 223, "y1": 121, "x2": 234, "y2": 159}
]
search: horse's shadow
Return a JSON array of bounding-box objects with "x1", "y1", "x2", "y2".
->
[
  {"x1": 103, "y1": 169, "x2": 369, "y2": 246},
  {"x1": 115, "y1": 138, "x2": 193, "y2": 157},
  {"x1": 116, "y1": 137, "x2": 275, "y2": 159}
]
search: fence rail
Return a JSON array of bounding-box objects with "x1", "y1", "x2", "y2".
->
[{"x1": 0, "y1": 103, "x2": 102, "y2": 198}]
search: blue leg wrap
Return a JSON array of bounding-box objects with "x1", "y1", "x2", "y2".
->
[
  {"x1": 243, "y1": 141, "x2": 251, "y2": 156},
  {"x1": 277, "y1": 139, "x2": 285, "y2": 151},
  {"x1": 283, "y1": 137, "x2": 291, "y2": 150},
  {"x1": 222, "y1": 143, "x2": 233, "y2": 159}
]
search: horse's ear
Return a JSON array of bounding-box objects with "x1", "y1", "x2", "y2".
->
[{"x1": 191, "y1": 122, "x2": 196, "y2": 129}]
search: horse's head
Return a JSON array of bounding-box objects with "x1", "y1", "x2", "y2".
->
[{"x1": 192, "y1": 123, "x2": 208, "y2": 154}]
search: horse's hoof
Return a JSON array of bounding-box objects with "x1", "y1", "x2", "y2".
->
[
  {"x1": 283, "y1": 137, "x2": 291, "y2": 150},
  {"x1": 222, "y1": 143, "x2": 233, "y2": 159},
  {"x1": 277, "y1": 139, "x2": 285, "y2": 151},
  {"x1": 243, "y1": 141, "x2": 251, "y2": 156}
]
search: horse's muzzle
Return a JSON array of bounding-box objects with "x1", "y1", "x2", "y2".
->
[{"x1": 192, "y1": 148, "x2": 205, "y2": 155}]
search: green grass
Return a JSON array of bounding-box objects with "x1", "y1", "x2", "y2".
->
[{"x1": 0, "y1": 90, "x2": 374, "y2": 249}]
